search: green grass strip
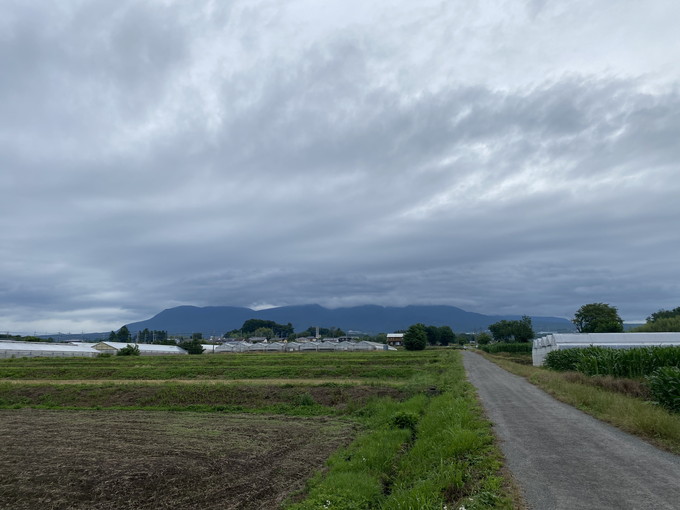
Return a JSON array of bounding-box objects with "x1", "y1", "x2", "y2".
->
[{"x1": 286, "y1": 351, "x2": 515, "y2": 510}]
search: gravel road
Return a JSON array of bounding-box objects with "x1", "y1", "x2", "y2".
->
[{"x1": 463, "y1": 351, "x2": 680, "y2": 510}]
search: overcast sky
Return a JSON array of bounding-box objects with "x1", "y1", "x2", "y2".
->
[{"x1": 2, "y1": 0, "x2": 680, "y2": 333}]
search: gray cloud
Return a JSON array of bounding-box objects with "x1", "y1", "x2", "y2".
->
[{"x1": 2, "y1": 0, "x2": 680, "y2": 332}]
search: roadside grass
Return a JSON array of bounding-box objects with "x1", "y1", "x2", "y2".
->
[
  {"x1": 480, "y1": 353, "x2": 680, "y2": 455},
  {"x1": 286, "y1": 351, "x2": 517, "y2": 510}
]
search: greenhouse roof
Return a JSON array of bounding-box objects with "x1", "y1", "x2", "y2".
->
[
  {"x1": 0, "y1": 341, "x2": 97, "y2": 353},
  {"x1": 95, "y1": 342, "x2": 188, "y2": 353}
]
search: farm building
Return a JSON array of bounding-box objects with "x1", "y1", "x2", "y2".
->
[
  {"x1": 386, "y1": 333, "x2": 404, "y2": 347},
  {"x1": 0, "y1": 341, "x2": 98, "y2": 358},
  {"x1": 532, "y1": 332, "x2": 680, "y2": 366},
  {"x1": 91, "y1": 342, "x2": 188, "y2": 356}
]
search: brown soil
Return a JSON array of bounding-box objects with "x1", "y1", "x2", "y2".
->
[
  {"x1": 4, "y1": 378, "x2": 381, "y2": 385},
  {"x1": 0, "y1": 409, "x2": 356, "y2": 510},
  {"x1": 0, "y1": 383, "x2": 404, "y2": 409}
]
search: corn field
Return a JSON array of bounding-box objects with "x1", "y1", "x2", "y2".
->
[{"x1": 544, "y1": 345, "x2": 680, "y2": 378}]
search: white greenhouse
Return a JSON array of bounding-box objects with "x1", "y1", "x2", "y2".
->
[
  {"x1": 532, "y1": 332, "x2": 680, "y2": 366},
  {"x1": 0, "y1": 341, "x2": 98, "y2": 358},
  {"x1": 212, "y1": 340, "x2": 395, "y2": 354},
  {"x1": 91, "y1": 342, "x2": 188, "y2": 356}
]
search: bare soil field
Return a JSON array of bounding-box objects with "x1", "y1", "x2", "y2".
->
[{"x1": 0, "y1": 409, "x2": 355, "y2": 510}]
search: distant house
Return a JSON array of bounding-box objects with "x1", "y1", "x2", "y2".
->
[
  {"x1": 91, "y1": 342, "x2": 188, "y2": 356},
  {"x1": 386, "y1": 333, "x2": 404, "y2": 347}
]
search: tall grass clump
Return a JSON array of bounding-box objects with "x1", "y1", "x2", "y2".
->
[
  {"x1": 479, "y1": 343, "x2": 532, "y2": 354},
  {"x1": 647, "y1": 367, "x2": 680, "y2": 413}
]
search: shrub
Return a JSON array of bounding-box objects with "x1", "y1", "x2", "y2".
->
[
  {"x1": 479, "y1": 342, "x2": 532, "y2": 354},
  {"x1": 647, "y1": 367, "x2": 680, "y2": 413},
  {"x1": 116, "y1": 344, "x2": 140, "y2": 356},
  {"x1": 391, "y1": 411, "x2": 418, "y2": 432},
  {"x1": 294, "y1": 392, "x2": 316, "y2": 407}
]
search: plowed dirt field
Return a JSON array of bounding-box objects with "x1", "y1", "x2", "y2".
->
[{"x1": 0, "y1": 409, "x2": 355, "y2": 510}]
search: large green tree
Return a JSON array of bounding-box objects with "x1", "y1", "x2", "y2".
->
[
  {"x1": 488, "y1": 316, "x2": 534, "y2": 342},
  {"x1": 116, "y1": 326, "x2": 131, "y2": 343},
  {"x1": 240, "y1": 319, "x2": 294, "y2": 338},
  {"x1": 647, "y1": 307, "x2": 680, "y2": 323},
  {"x1": 438, "y1": 326, "x2": 455, "y2": 346},
  {"x1": 178, "y1": 338, "x2": 204, "y2": 354},
  {"x1": 251, "y1": 327, "x2": 275, "y2": 339},
  {"x1": 572, "y1": 303, "x2": 623, "y2": 333},
  {"x1": 425, "y1": 325, "x2": 441, "y2": 346},
  {"x1": 403, "y1": 323, "x2": 427, "y2": 351},
  {"x1": 632, "y1": 306, "x2": 680, "y2": 332}
]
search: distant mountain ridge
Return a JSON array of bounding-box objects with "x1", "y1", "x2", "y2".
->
[{"x1": 124, "y1": 304, "x2": 575, "y2": 336}]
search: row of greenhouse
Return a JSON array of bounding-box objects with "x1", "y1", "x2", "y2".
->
[
  {"x1": 213, "y1": 340, "x2": 395, "y2": 353},
  {"x1": 0, "y1": 339, "x2": 395, "y2": 358},
  {"x1": 532, "y1": 332, "x2": 680, "y2": 366}
]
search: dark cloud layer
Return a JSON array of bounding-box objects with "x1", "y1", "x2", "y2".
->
[{"x1": 2, "y1": 0, "x2": 680, "y2": 332}]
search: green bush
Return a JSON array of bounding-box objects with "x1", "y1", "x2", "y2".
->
[
  {"x1": 647, "y1": 367, "x2": 680, "y2": 413},
  {"x1": 479, "y1": 343, "x2": 532, "y2": 354},
  {"x1": 294, "y1": 392, "x2": 316, "y2": 406},
  {"x1": 116, "y1": 344, "x2": 140, "y2": 356},
  {"x1": 391, "y1": 411, "x2": 418, "y2": 431}
]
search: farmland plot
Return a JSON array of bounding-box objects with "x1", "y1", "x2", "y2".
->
[{"x1": 0, "y1": 410, "x2": 354, "y2": 510}]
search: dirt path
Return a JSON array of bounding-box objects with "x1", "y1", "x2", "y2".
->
[{"x1": 463, "y1": 351, "x2": 680, "y2": 510}]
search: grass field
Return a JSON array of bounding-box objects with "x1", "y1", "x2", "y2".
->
[
  {"x1": 0, "y1": 350, "x2": 519, "y2": 509},
  {"x1": 0, "y1": 352, "x2": 425, "y2": 380}
]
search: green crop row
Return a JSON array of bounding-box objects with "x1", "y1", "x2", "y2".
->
[
  {"x1": 647, "y1": 367, "x2": 680, "y2": 413},
  {"x1": 0, "y1": 351, "x2": 438, "y2": 381},
  {"x1": 543, "y1": 346, "x2": 680, "y2": 378}
]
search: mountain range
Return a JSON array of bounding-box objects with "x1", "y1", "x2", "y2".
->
[{"x1": 124, "y1": 304, "x2": 576, "y2": 336}]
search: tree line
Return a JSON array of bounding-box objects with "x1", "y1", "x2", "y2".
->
[{"x1": 105, "y1": 302, "x2": 680, "y2": 355}]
